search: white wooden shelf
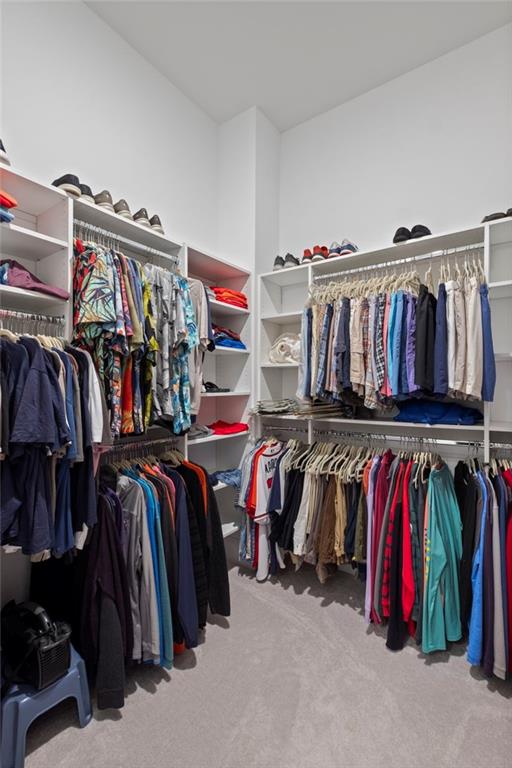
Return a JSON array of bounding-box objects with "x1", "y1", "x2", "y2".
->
[
  {"x1": 261, "y1": 362, "x2": 299, "y2": 368},
  {"x1": 0, "y1": 166, "x2": 67, "y2": 216},
  {"x1": 188, "y1": 431, "x2": 249, "y2": 446},
  {"x1": 1, "y1": 223, "x2": 68, "y2": 260},
  {"x1": 209, "y1": 298, "x2": 250, "y2": 317},
  {"x1": 213, "y1": 482, "x2": 229, "y2": 492},
  {"x1": 201, "y1": 391, "x2": 250, "y2": 398},
  {"x1": 261, "y1": 413, "x2": 485, "y2": 436},
  {"x1": 187, "y1": 244, "x2": 251, "y2": 282},
  {"x1": 0, "y1": 284, "x2": 68, "y2": 312},
  {"x1": 489, "y1": 280, "x2": 512, "y2": 299},
  {"x1": 210, "y1": 346, "x2": 250, "y2": 355},
  {"x1": 495, "y1": 353, "x2": 512, "y2": 362},
  {"x1": 261, "y1": 311, "x2": 302, "y2": 325},
  {"x1": 490, "y1": 421, "x2": 512, "y2": 433},
  {"x1": 259, "y1": 264, "x2": 310, "y2": 286},
  {"x1": 74, "y1": 198, "x2": 181, "y2": 257}
]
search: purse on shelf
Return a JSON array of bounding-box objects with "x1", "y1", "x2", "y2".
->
[{"x1": 268, "y1": 333, "x2": 301, "y2": 364}]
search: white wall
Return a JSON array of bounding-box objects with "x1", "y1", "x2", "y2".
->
[
  {"x1": 255, "y1": 110, "x2": 280, "y2": 270},
  {"x1": 277, "y1": 24, "x2": 512, "y2": 270},
  {"x1": 1, "y1": 1, "x2": 219, "y2": 251},
  {"x1": 216, "y1": 108, "x2": 256, "y2": 270}
]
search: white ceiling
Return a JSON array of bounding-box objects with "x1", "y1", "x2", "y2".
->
[{"x1": 88, "y1": 1, "x2": 512, "y2": 131}]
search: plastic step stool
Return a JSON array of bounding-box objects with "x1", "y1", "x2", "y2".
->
[{"x1": 1, "y1": 645, "x2": 92, "y2": 768}]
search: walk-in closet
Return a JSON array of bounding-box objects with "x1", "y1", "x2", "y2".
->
[{"x1": 1, "y1": 2, "x2": 511, "y2": 768}]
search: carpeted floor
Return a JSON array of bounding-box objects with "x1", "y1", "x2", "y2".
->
[{"x1": 25, "y1": 543, "x2": 512, "y2": 768}]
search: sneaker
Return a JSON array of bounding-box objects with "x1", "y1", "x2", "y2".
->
[
  {"x1": 410, "y1": 224, "x2": 431, "y2": 239},
  {"x1": 329, "y1": 241, "x2": 341, "y2": 256},
  {"x1": 311, "y1": 245, "x2": 324, "y2": 262},
  {"x1": 149, "y1": 214, "x2": 164, "y2": 234},
  {"x1": 52, "y1": 173, "x2": 81, "y2": 197},
  {"x1": 481, "y1": 212, "x2": 507, "y2": 223},
  {"x1": 0, "y1": 139, "x2": 11, "y2": 167},
  {"x1": 393, "y1": 227, "x2": 411, "y2": 244},
  {"x1": 94, "y1": 189, "x2": 115, "y2": 212},
  {"x1": 302, "y1": 249, "x2": 313, "y2": 264},
  {"x1": 320, "y1": 246, "x2": 329, "y2": 259},
  {"x1": 284, "y1": 252, "x2": 299, "y2": 268},
  {"x1": 133, "y1": 207, "x2": 151, "y2": 227},
  {"x1": 273, "y1": 255, "x2": 285, "y2": 270},
  {"x1": 339, "y1": 238, "x2": 359, "y2": 255},
  {"x1": 114, "y1": 199, "x2": 133, "y2": 219},
  {"x1": 79, "y1": 184, "x2": 95, "y2": 204}
]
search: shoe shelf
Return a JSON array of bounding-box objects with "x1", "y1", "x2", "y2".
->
[
  {"x1": 73, "y1": 198, "x2": 181, "y2": 259},
  {"x1": 201, "y1": 391, "x2": 251, "y2": 398},
  {"x1": 1, "y1": 223, "x2": 68, "y2": 261},
  {"x1": 0, "y1": 166, "x2": 68, "y2": 219}
]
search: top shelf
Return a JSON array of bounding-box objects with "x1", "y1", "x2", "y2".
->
[
  {"x1": 0, "y1": 165, "x2": 68, "y2": 217},
  {"x1": 73, "y1": 198, "x2": 181, "y2": 257},
  {"x1": 259, "y1": 224, "x2": 485, "y2": 283},
  {"x1": 187, "y1": 245, "x2": 251, "y2": 282}
]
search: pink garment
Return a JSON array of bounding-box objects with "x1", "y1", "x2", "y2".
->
[{"x1": 1, "y1": 259, "x2": 69, "y2": 300}]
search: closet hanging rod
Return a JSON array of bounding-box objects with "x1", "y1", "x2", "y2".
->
[
  {"x1": 73, "y1": 218, "x2": 181, "y2": 265},
  {"x1": 313, "y1": 241, "x2": 484, "y2": 282},
  {"x1": 0, "y1": 309, "x2": 65, "y2": 323}
]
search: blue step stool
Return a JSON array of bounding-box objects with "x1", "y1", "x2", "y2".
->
[{"x1": 1, "y1": 645, "x2": 92, "y2": 768}]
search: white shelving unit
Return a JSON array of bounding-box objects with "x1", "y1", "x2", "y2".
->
[
  {"x1": 256, "y1": 219, "x2": 512, "y2": 461},
  {"x1": 0, "y1": 165, "x2": 72, "y2": 334},
  {"x1": 184, "y1": 243, "x2": 253, "y2": 536}
]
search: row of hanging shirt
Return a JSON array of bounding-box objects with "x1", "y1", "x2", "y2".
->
[
  {"x1": 0, "y1": 320, "x2": 111, "y2": 557},
  {"x1": 73, "y1": 237, "x2": 212, "y2": 439},
  {"x1": 31, "y1": 445, "x2": 231, "y2": 709},
  {"x1": 237, "y1": 435, "x2": 512, "y2": 677},
  {"x1": 296, "y1": 254, "x2": 496, "y2": 410}
]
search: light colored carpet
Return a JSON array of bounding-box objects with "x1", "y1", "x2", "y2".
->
[{"x1": 25, "y1": 542, "x2": 512, "y2": 768}]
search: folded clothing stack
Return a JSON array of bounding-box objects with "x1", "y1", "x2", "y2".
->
[
  {"x1": 0, "y1": 259, "x2": 70, "y2": 299},
  {"x1": 210, "y1": 468, "x2": 242, "y2": 489},
  {"x1": 207, "y1": 420, "x2": 249, "y2": 435},
  {"x1": 0, "y1": 189, "x2": 18, "y2": 223},
  {"x1": 210, "y1": 286, "x2": 248, "y2": 310},
  {"x1": 213, "y1": 323, "x2": 247, "y2": 350},
  {"x1": 394, "y1": 400, "x2": 483, "y2": 425},
  {"x1": 253, "y1": 399, "x2": 298, "y2": 415}
]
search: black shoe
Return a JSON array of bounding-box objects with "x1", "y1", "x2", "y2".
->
[
  {"x1": 149, "y1": 214, "x2": 164, "y2": 234},
  {"x1": 204, "y1": 381, "x2": 230, "y2": 393},
  {"x1": 393, "y1": 227, "x2": 411, "y2": 243},
  {"x1": 410, "y1": 224, "x2": 432, "y2": 239},
  {"x1": 79, "y1": 184, "x2": 95, "y2": 204},
  {"x1": 482, "y1": 211, "x2": 507, "y2": 223},
  {"x1": 0, "y1": 139, "x2": 10, "y2": 166},
  {"x1": 52, "y1": 174, "x2": 81, "y2": 197},
  {"x1": 284, "y1": 252, "x2": 299, "y2": 268},
  {"x1": 134, "y1": 207, "x2": 151, "y2": 227},
  {"x1": 506, "y1": 208, "x2": 512, "y2": 218},
  {"x1": 273, "y1": 255, "x2": 285, "y2": 270}
]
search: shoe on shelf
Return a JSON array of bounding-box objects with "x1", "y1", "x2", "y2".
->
[
  {"x1": 79, "y1": 184, "x2": 95, "y2": 204},
  {"x1": 94, "y1": 189, "x2": 115, "y2": 211},
  {"x1": 311, "y1": 245, "x2": 325, "y2": 262},
  {"x1": 410, "y1": 224, "x2": 432, "y2": 239},
  {"x1": 273, "y1": 255, "x2": 285, "y2": 270},
  {"x1": 329, "y1": 242, "x2": 341, "y2": 256},
  {"x1": 0, "y1": 139, "x2": 11, "y2": 167},
  {"x1": 133, "y1": 207, "x2": 151, "y2": 227},
  {"x1": 150, "y1": 214, "x2": 164, "y2": 233},
  {"x1": 52, "y1": 173, "x2": 81, "y2": 197},
  {"x1": 482, "y1": 211, "x2": 507, "y2": 223},
  {"x1": 393, "y1": 226, "x2": 411, "y2": 243},
  {"x1": 302, "y1": 248, "x2": 313, "y2": 264},
  {"x1": 114, "y1": 198, "x2": 133, "y2": 219},
  {"x1": 203, "y1": 381, "x2": 230, "y2": 393},
  {"x1": 339, "y1": 238, "x2": 358, "y2": 255},
  {"x1": 284, "y1": 252, "x2": 299, "y2": 268}
]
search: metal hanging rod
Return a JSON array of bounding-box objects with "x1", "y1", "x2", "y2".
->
[
  {"x1": 104, "y1": 435, "x2": 180, "y2": 457},
  {"x1": 0, "y1": 309, "x2": 65, "y2": 324},
  {"x1": 262, "y1": 424, "x2": 309, "y2": 434},
  {"x1": 314, "y1": 242, "x2": 484, "y2": 283},
  {"x1": 73, "y1": 218, "x2": 180, "y2": 265}
]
